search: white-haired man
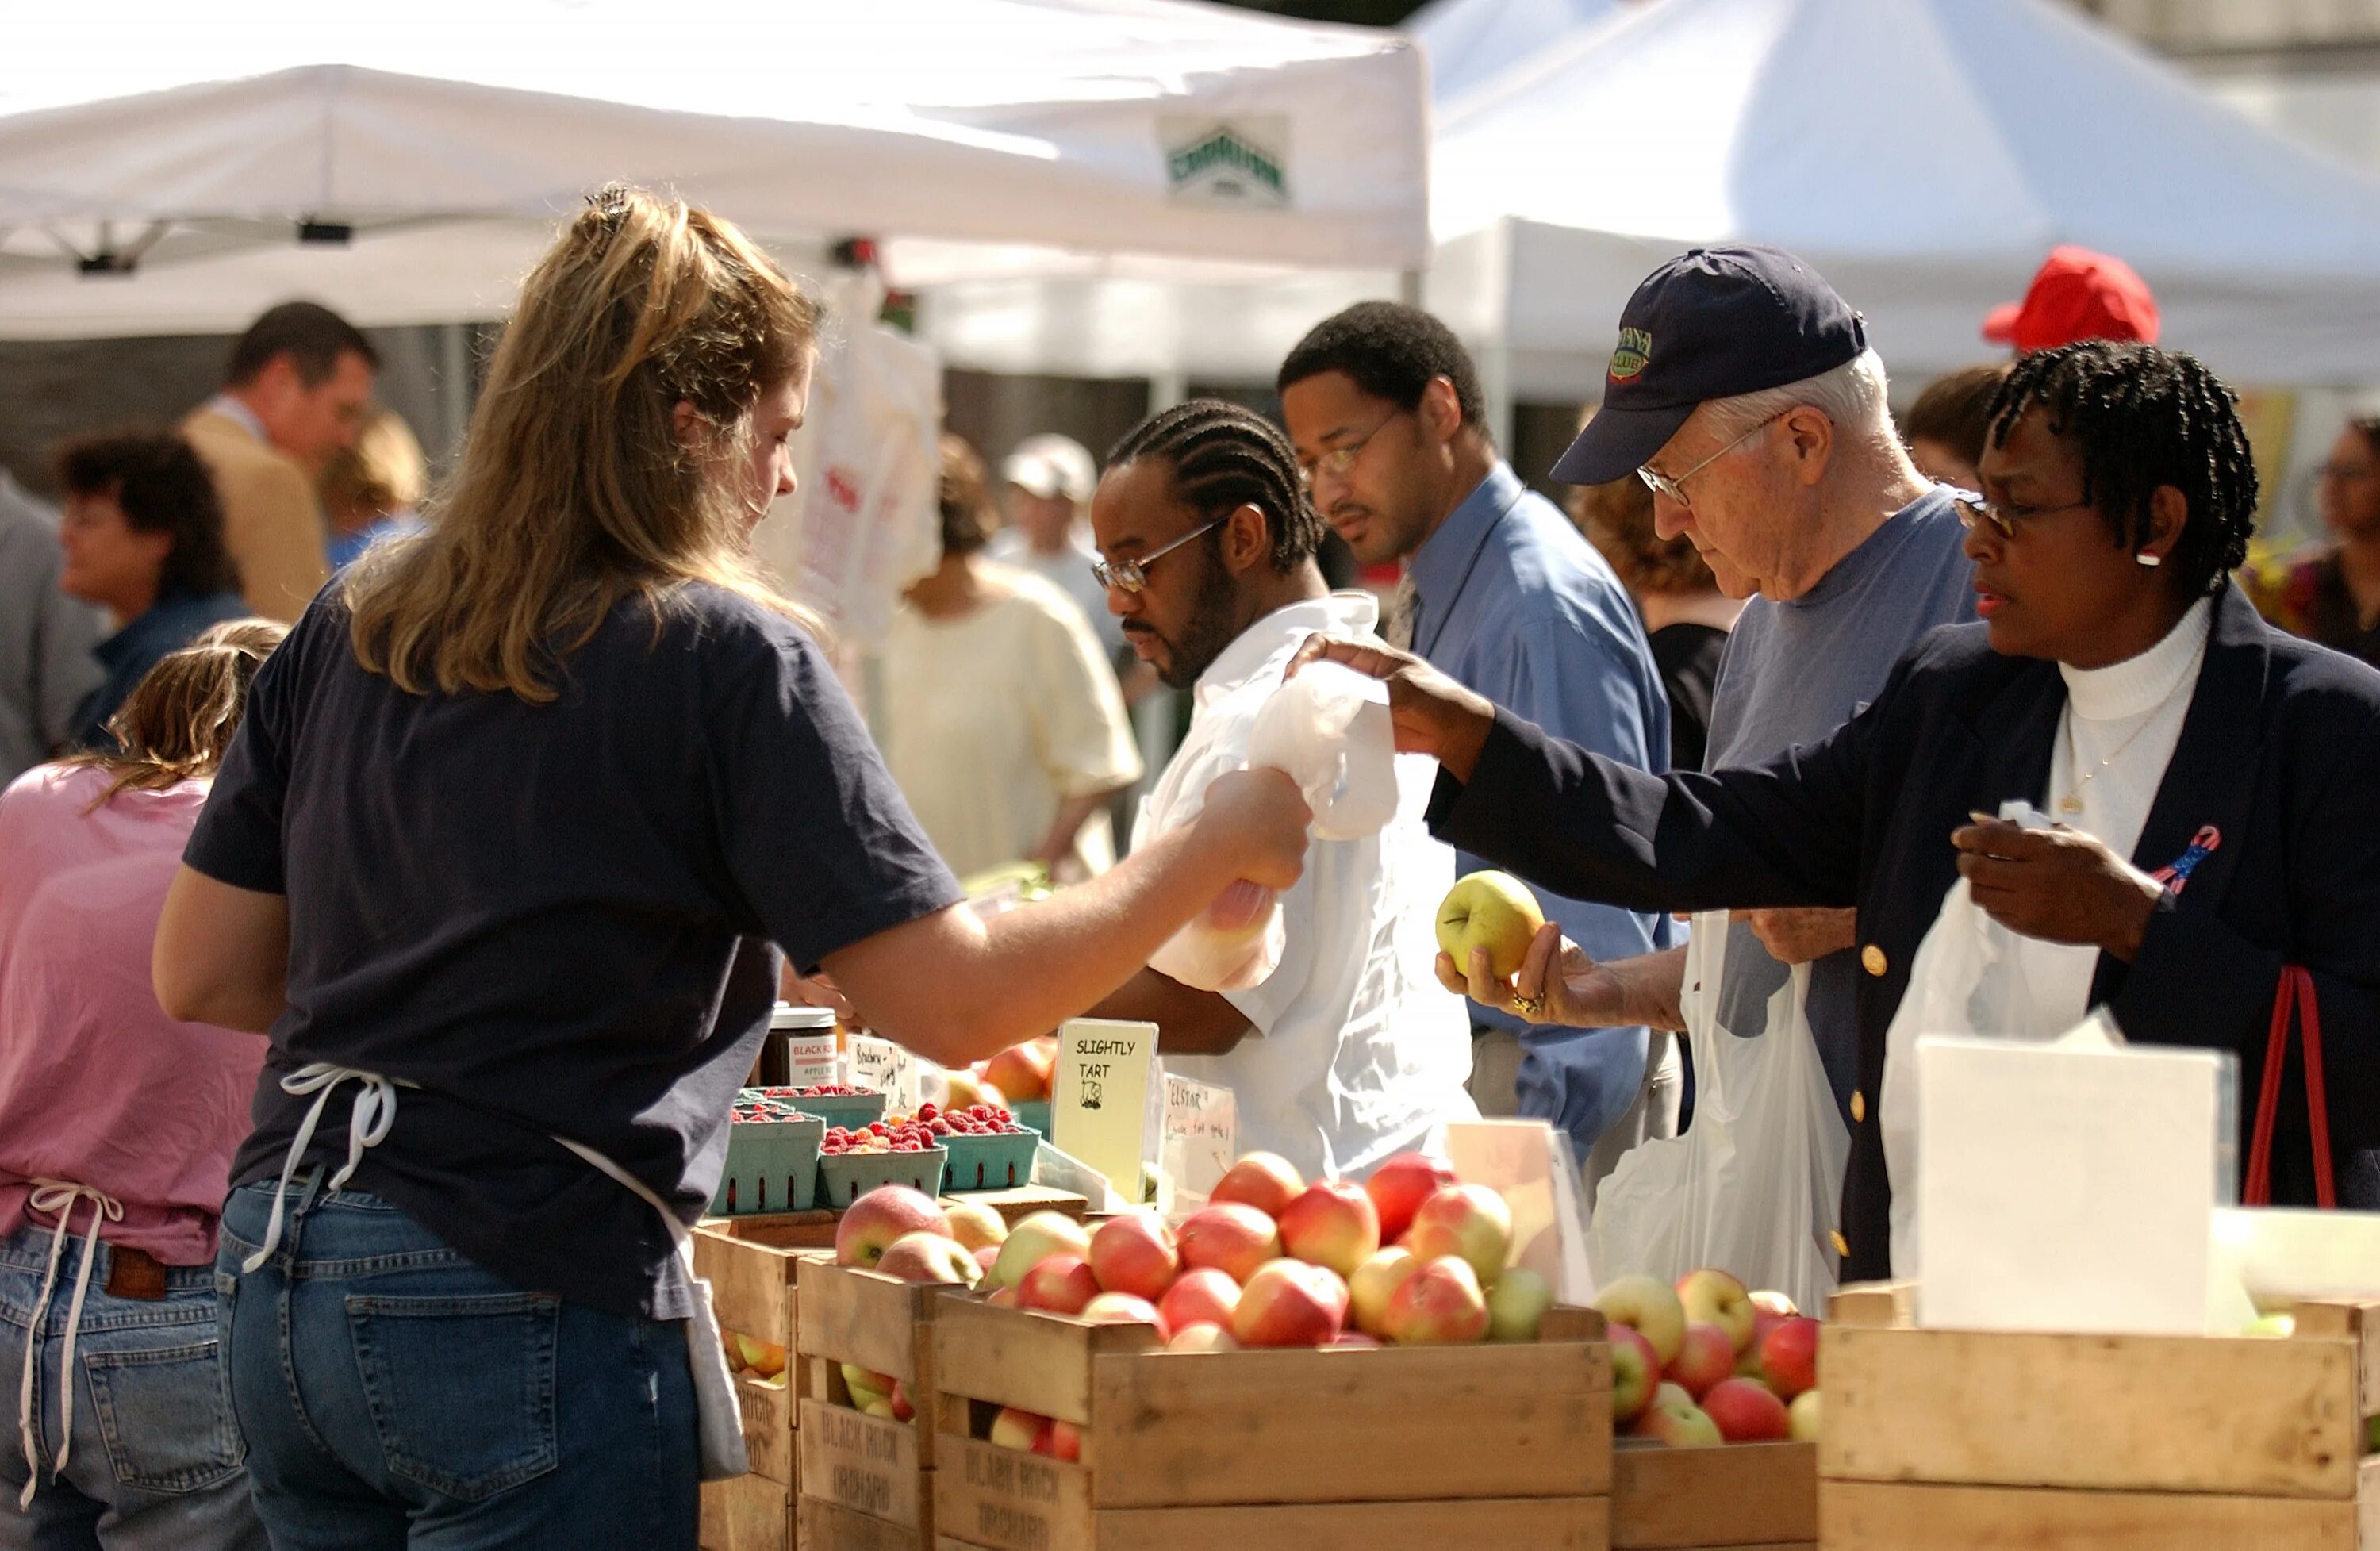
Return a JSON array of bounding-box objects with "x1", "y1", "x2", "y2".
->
[
  {"x1": 1454, "y1": 246, "x2": 1975, "y2": 1149},
  {"x1": 991, "y1": 433, "x2": 1128, "y2": 660}
]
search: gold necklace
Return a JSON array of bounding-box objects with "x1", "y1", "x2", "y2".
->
[{"x1": 2056, "y1": 673, "x2": 2190, "y2": 816}]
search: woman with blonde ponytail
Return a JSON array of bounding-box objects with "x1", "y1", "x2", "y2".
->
[
  {"x1": 0, "y1": 624, "x2": 282, "y2": 1549},
  {"x1": 150, "y1": 188, "x2": 1307, "y2": 1545}
]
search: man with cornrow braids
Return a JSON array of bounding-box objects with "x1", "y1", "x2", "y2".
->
[{"x1": 1080, "y1": 400, "x2": 1478, "y2": 1180}]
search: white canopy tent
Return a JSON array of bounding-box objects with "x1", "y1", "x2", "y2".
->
[
  {"x1": 1431, "y1": 0, "x2": 2380, "y2": 401},
  {"x1": 918, "y1": 0, "x2": 2380, "y2": 410},
  {"x1": 1404, "y1": 0, "x2": 1620, "y2": 105},
  {"x1": 0, "y1": 0, "x2": 1429, "y2": 338}
]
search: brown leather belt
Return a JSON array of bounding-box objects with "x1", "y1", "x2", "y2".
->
[{"x1": 104, "y1": 1245, "x2": 168, "y2": 1300}]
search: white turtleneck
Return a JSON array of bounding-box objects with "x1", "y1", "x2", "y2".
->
[{"x1": 2013, "y1": 597, "x2": 2213, "y2": 1027}]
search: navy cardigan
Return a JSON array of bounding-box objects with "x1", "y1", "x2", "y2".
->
[{"x1": 1430, "y1": 585, "x2": 2380, "y2": 1280}]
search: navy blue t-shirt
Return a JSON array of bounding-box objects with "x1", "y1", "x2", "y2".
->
[{"x1": 186, "y1": 582, "x2": 962, "y2": 1318}]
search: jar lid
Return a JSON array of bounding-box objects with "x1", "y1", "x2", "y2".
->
[{"x1": 769, "y1": 1003, "x2": 838, "y2": 1032}]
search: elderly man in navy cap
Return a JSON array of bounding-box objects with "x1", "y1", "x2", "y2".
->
[{"x1": 1467, "y1": 247, "x2": 1979, "y2": 1172}]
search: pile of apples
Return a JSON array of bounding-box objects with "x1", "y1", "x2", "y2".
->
[
  {"x1": 1593, "y1": 1270, "x2": 1821, "y2": 1447},
  {"x1": 722, "y1": 1330, "x2": 787, "y2": 1384},
  {"x1": 824, "y1": 1186, "x2": 1015, "y2": 1422},
  {"x1": 944, "y1": 1036, "x2": 1056, "y2": 1111}
]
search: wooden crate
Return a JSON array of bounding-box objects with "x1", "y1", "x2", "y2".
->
[
  {"x1": 794, "y1": 1258, "x2": 960, "y2": 1547},
  {"x1": 700, "y1": 1186, "x2": 1091, "y2": 1255},
  {"x1": 700, "y1": 1469, "x2": 793, "y2": 1551},
  {"x1": 1612, "y1": 1438, "x2": 1817, "y2": 1549},
  {"x1": 930, "y1": 1296, "x2": 1611, "y2": 1550},
  {"x1": 694, "y1": 1220, "x2": 828, "y2": 1549},
  {"x1": 1819, "y1": 1280, "x2": 2380, "y2": 1549}
]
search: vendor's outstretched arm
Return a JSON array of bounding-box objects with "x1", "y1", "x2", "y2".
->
[{"x1": 824, "y1": 769, "x2": 1305, "y2": 1069}]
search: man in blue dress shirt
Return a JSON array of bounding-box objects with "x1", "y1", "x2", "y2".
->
[{"x1": 1279, "y1": 303, "x2": 1679, "y2": 1191}]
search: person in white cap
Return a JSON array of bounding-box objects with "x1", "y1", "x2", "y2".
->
[{"x1": 989, "y1": 434, "x2": 1129, "y2": 660}]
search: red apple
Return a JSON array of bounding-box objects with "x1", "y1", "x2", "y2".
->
[
  {"x1": 1347, "y1": 1246, "x2": 1421, "y2": 1338},
  {"x1": 1166, "y1": 1324, "x2": 1239, "y2": 1353},
  {"x1": 1676, "y1": 1268, "x2": 1756, "y2": 1354},
  {"x1": 1210, "y1": 1152, "x2": 1304, "y2": 1219},
  {"x1": 1382, "y1": 1255, "x2": 1490, "y2": 1346},
  {"x1": 1155, "y1": 1266, "x2": 1241, "y2": 1339},
  {"x1": 1702, "y1": 1377, "x2": 1791, "y2": 1442},
  {"x1": 988, "y1": 1406, "x2": 1050, "y2": 1452},
  {"x1": 1079, "y1": 1292, "x2": 1162, "y2": 1328},
  {"x1": 1760, "y1": 1316, "x2": 1821, "y2": 1401},
  {"x1": 985, "y1": 1038, "x2": 1057, "y2": 1103},
  {"x1": 1738, "y1": 1310, "x2": 1788, "y2": 1380},
  {"x1": 834, "y1": 1185, "x2": 950, "y2": 1269},
  {"x1": 1362, "y1": 1153, "x2": 1459, "y2": 1244},
  {"x1": 734, "y1": 1334, "x2": 786, "y2": 1380},
  {"x1": 988, "y1": 1211, "x2": 1092, "y2": 1290},
  {"x1": 1402, "y1": 1184, "x2": 1512, "y2": 1284},
  {"x1": 889, "y1": 1379, "x2": 915, "y2": 1423},
  {"x1": 1177, "y1": 1203, "x2": 1280, "y2": 1285},
  {"x1": 1276, "y1": 1180, "x2": 1381, "y2": 1279},
  {"x1": 1017, "y1": 1255, "x2": 1101, "y2": 1316},
  {"x1": 1088, "y1": 1211, "x2": 1179, "y2": 1301},
  {"x1": 841, "y1": 1362, "x2": 895, "y2": 1411},
  {"x1": 876, "y1": 1230, "x2": 983, "y2": 1288},
  {"x1": 973, "y1": 1245, "x2": 1003, "y2": 1277},
  {"x1": 1669, "y1": 1321, "x2": 1736, "y2": 1400},
  {"x1": 1230, "y1": 1258, "x2": 1349, "y2": 1348},
  {"x1": 1610, "y1": 1324, "x2": 1659, "y2": 1423},
  {"x1": 1034, "y1": 1418, "x2": 1082, "y2": 1462},
  {"x1": 1595, "y1": 1273, "x2": 1687, "y2": 1365}
]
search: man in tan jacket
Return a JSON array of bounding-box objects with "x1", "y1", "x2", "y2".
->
[{"x1": 182, "y1": 302, "x2": 378, "y2": 621}]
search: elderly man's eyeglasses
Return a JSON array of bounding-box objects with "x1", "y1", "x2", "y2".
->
[
  {"x1": 1637, "y1": 413, "x2": 1786, "y2": 507},
  {"x1": 1092, "y1": 517, "x2": 1223, "y2": 594},
  {"x1": 1297, "y1": 409, "x2": 1405, "y2": 493}
]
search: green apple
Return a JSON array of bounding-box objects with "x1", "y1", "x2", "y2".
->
[
  {"x1": 1788, "y1": 1388, "x2": 1822, "y2": 1443},
  {"x1": 1485, "y1": 1267, "x2": 1553, "y2": 1342},
  {"x1": 1436, "y1": 872, "x2": 1546, "y2": 982}
]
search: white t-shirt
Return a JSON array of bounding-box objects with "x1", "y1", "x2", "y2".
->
[
  {"x1": 1138, "y1": 591, "x2": 1478, "y2": 1179},
  {"x1": 984, "y1": 525, "x2": 1126, "y2": 658},
  {"x1": 2013, "y1": 597, "x2": 2213, "y2": 1026},
  {"x1": 877, "y1": 565, "x2": 1142, "y2": 881}
]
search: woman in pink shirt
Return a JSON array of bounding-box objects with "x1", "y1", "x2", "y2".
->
[{"x1": 0, "y1": 620, "x2": 281, "y2": 1549}]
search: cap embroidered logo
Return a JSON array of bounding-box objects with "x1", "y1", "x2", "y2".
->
[{"x1": 1609, "y1": 327, "x2": 1653, "y2": 382}]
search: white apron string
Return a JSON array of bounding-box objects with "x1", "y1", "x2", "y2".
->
[
  {"x1": 240, "y1": 1064, "x2": 408, "y2": 1276},
  {"x1": 17, "y1": 1180, "x2": 123, "y2": 1507}
]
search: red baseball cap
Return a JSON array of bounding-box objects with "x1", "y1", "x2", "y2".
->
[{"x1": 1982, "y1": 247, "x2": 2160, "y2": 353}]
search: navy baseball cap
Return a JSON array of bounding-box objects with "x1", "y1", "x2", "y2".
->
[{"x1": 1553, "y1": 246, "x2": 1868, "y2": 486}]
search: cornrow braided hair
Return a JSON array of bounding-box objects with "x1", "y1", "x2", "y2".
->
[
  {"x1": 1987, "y1": 341, "x2": 2259, "y2": 600},
  {"x1": 1105, "y1": 399, "x2": 1324, "y2": 574}
]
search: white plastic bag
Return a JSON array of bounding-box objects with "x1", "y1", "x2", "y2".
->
[
  {"x1": 1587, "y1": 911, "x2": 1852, "y2": 1311},
  {"x1": 1879, "y1": 801, "x2": 2067, "y2": 1278},
  {"x1": 1149, "y1": 662, "x2": 1398, "y2": 992}
]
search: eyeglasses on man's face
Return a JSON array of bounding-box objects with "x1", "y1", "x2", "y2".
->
[
  {"x1": 1092, "y1": 516, "x2": 1223, "y2": 594},
  {"x1": 1637, "y1": 411, "x2": 1787, "y2": 508},
  {"x1": 1297, "y1": 407, "x2": 1405, "y2": 493}
]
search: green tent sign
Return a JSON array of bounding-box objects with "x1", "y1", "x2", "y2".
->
[{"x1": 1164, "y1": 120, "x2": 1290, "y2": 208}]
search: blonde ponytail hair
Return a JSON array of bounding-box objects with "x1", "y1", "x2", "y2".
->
[{"x1": 344, "y1": 186, "x2": 823, "y2": 701}]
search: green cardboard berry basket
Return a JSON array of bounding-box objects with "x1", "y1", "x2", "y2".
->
[
  {"x1": 815, "y1": 1144, "x2": 948, "y2": 1208},
  {"x1": 1008, "y1": 1099, "x2": 1052, "y2": 1138},
  {"x1": 940, "y1": 1129, "x2": 1040, "y2": 1192},
  {"x1": 744, "y1": 1086, "x2": 887, "y2": 1130},
  {"x1": 711, "y1": 1110, "x2": 823, "y2": 1216}
]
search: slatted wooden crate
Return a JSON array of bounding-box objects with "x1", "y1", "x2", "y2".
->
[
  {"x1": 1613, "y1": 1438, "x2": 1817, "y2": 1550},
  {"x1": 930, "y1": 1296, "x2": 1612, "y2": 1550},
  {"x1": 1820, "y1": 1280, "x2": 2380, "y2": 1549},
  {"x1": 793, "y1": 1258, "x2": 959, "y2": 1548}
]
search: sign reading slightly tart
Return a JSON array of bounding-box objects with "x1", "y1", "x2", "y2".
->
[{"x1": 1161, "y1": 116, "x2": 1291, "y2": 207}]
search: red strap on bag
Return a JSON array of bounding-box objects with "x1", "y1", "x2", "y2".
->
[{"x1": 2244, "y1": 966, "x2": 2336, "y2": 1208}]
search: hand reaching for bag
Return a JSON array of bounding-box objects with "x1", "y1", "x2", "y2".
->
[{"x1": 1284, "y1": 633, "x2": 1499, "y2": 782}]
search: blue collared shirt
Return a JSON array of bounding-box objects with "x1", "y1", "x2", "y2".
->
[
  {"x1": 71, "y1": 589, "x2": 251, "y2": 750},
  {"x1": 1409, "y1": 462, "x2": 1677, "y2": 1150}
]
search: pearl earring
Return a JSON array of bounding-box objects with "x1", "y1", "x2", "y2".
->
[{"x1": 2136, "y1": 553, "x2": 2162, "y2": 568}]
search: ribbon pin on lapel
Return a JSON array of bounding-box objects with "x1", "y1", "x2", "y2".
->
[{"x1": 2150, "y1": 825, "x2": 2222, "y2": 896}]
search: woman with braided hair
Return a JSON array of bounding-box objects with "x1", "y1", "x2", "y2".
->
[{"x1": 1299, "y1": 340, "x2": 2380, "y2": 1277}]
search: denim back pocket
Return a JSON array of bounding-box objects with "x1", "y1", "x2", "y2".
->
[
  {"x1": 345, "y1": 1292, "x2": 560, "y2": 1502},
  {"x1": 80, "y1": 1338, "x2": 245, "y2": 1494}
]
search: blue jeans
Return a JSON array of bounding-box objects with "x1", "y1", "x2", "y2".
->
[
  {"x1": 0, "y1": 1224, "x2": 265, "y2": 1551},
  {"x1": 216, "y1": 1177, "x2": 697, "y2": 1550}
]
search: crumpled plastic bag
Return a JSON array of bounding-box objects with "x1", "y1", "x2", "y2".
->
[{"x1": 1150, "y1": 662, "x2": 1399, "y2": 992}]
